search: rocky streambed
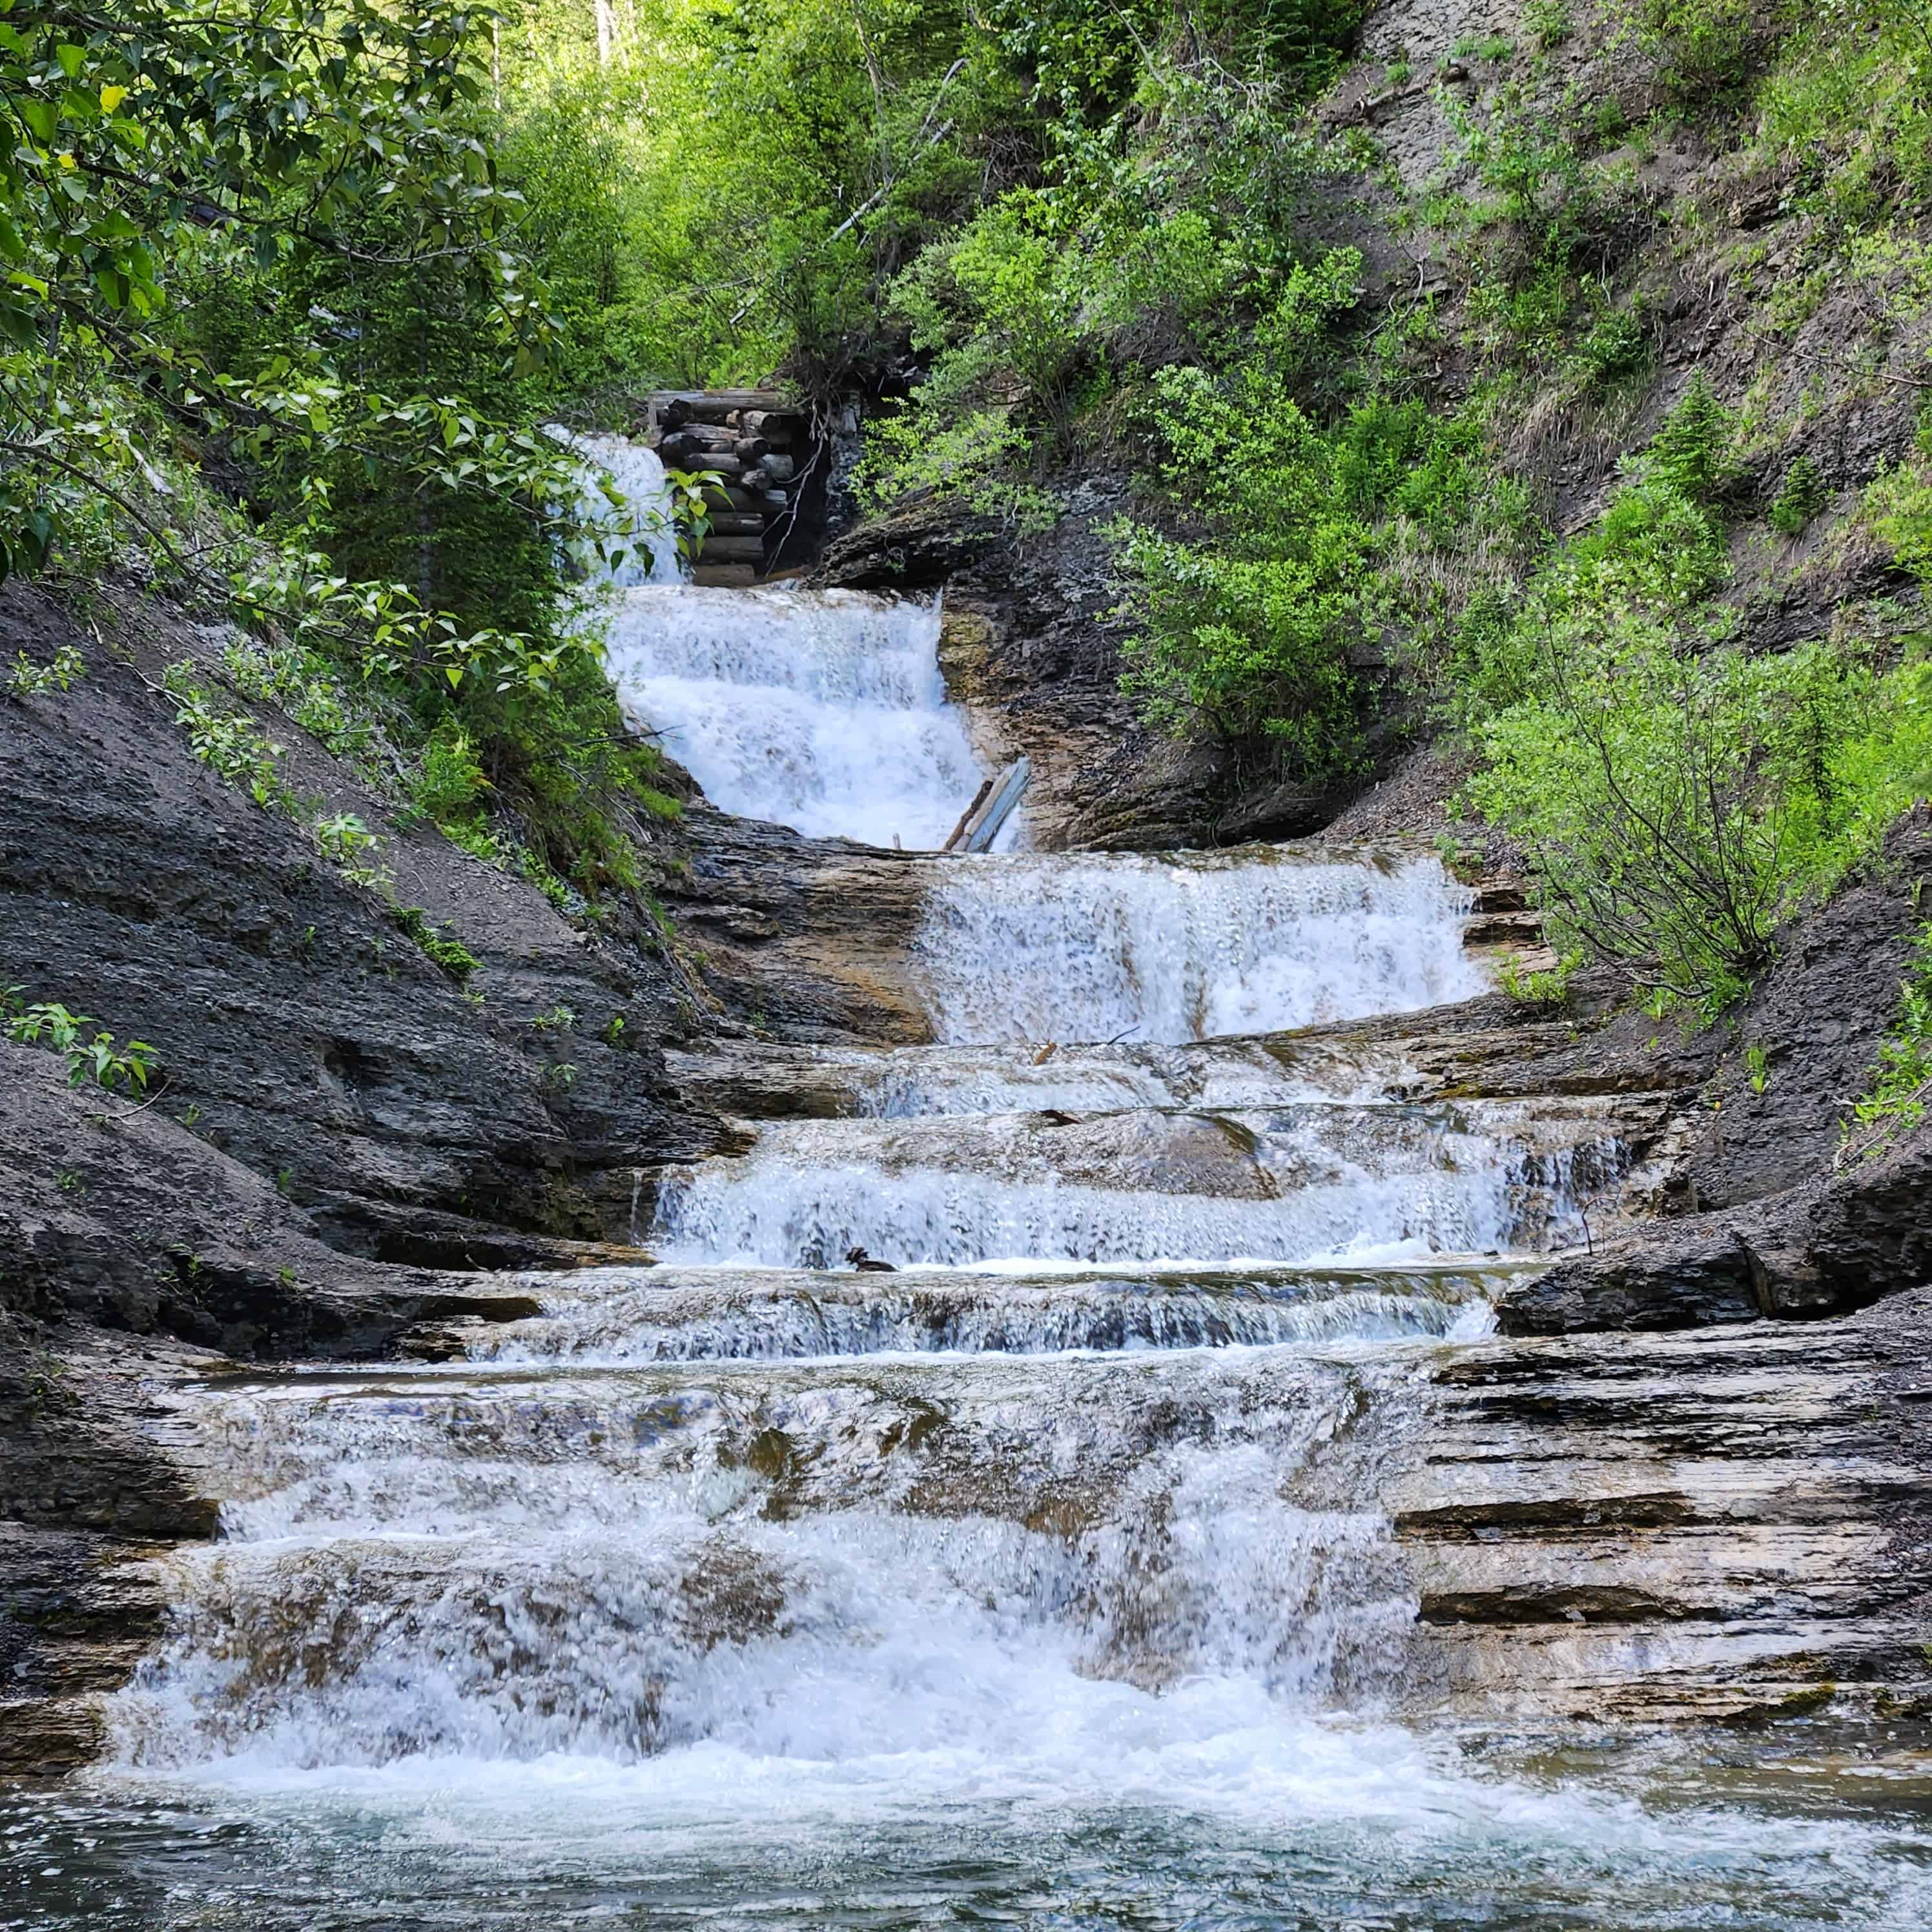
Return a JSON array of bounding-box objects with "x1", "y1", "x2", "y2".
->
[{"x1": 3, "y1": 568, "x2": 1931, "y2": 1929}]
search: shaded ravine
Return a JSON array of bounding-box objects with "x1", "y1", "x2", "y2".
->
[{"x1": 16, "y1": 573, "x2": 1932, "y2": 1931}]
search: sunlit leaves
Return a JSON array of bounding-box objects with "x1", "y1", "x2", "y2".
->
[{"x1": 0, "y1": 1, "x2": 549, "y2": 573}]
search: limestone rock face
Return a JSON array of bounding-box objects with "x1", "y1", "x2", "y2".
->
[
  {"x1": 1496, "y1": 1220, "x2": 1766, "y2": 1334},
  {"x1": 663, "y1": 805, "x2": 940, "y2": 1043},
  {"x1": 1501, "y1": 1133, "x2": 1932, "y2": 1336},
  {"x1": 1397, "y1": 1286, "x2": 1932, "y2": 1723},
  {"x1": 0, "y1": 582, "x2": 723, "y2": 1274},
  {"x1": 1674, "y1": 807, "x2": 1932, "y2": 1211}
]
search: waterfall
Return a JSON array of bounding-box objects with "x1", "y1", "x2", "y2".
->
[
  {"x1": 553, "y1": 427, "x2": 686, "y2": 586},
  {"x1": 603, "y1": 584, "x2": 987, "y2": 847},
  {"x1": 56, "y1": 503, "x2": 1932, "y2": 1932},
  {"x1": 553, "y1": 430, "x2": 987, "y2": 847},
  {"x1": 914, "y1": 847, "x2": 1489, "y2": 1043},
  {"x1": 650, "y1": 1104, "x2": 1625, "y2": 1271}
]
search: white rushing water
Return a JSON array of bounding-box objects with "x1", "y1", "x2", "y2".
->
[
  {"x1": 652, "y1": 1104, "x2": 1622, "y2": 1270},
  {"x1": 604, "y1": 583, "x2": 987, "y2": 847},
  {"x1": 52, "y1": 502, "x2": 1931, "y2": 1932},
  {"x1": 555, "y1": 433, "x2": 987, "y2": 847},
  {"x1": 915, "y1": 847, "x2": 1489, "y2": 1043},
  {"x1": 553, "y1": 427, "x2": 686, "y2": 586}
]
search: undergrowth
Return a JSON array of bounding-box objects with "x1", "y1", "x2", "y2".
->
[{"x1": 1844, "y1": 918, "x2": 1932, "y2": 1155}]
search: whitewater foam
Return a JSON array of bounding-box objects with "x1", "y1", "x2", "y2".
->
[
  {"x1": 914, "y1": 847, "x2": 1488, "y2": 1044},
  {"x1": 602, "y1": 584, "x2": 987, "y2": 847}
]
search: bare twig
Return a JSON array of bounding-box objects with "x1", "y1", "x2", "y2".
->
[{"x1": 1738, "y1": 318, "x2": 1932, "y2": 393}]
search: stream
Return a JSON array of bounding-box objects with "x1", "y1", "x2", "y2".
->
[{"x1": 10, "y1": 539, "x2": 1932, "y2": 1929}]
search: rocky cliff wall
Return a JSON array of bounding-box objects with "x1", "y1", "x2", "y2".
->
[{"x1": 0, "y1": 581, "x2": 724, "y2": 1290}]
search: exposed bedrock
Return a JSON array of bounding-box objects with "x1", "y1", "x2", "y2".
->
[
  {"x1": 662, "y1": 805, "x2": 937, "y2": 1043},
  {"x1": 0, "y1": 583, "x2": 724, "y2": 1277},
  {"x1": 1399, "y1": 1286, "x2": 1932, "y2": 1725},
  {"x1": 1495, "y1": 809, "x2": 1932, "y2": 1336},
  {"x1": 1498, "y1": 1134, "x2": 1932, "y2": 1335}
]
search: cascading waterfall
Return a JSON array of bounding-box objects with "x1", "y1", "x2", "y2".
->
[
  {"x1": 553, "y1": 427, "x2": 686, "y2": 586},
  {"x1": 557, "y1": 433, "x2": 987, "y2": 848},
  {"x1": 650, "y1": 1101, "x2": 1627, "y2": 1270},
  {"x1": 604, "y1": 584, "x2": 987, "y2": 847},
  {"x1": 914, "y1": 847, "x2": 1490, "y2": 1042},
  {"x1": 39, "y1": 448, "x2": 1931, "y2": 1932}
]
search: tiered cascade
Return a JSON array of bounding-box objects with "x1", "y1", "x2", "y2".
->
[{"x1": 51, "y1": 557, "x2": 1928, "y2": 1932}]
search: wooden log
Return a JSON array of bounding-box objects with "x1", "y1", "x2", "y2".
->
[
  {"x1": 701, "y1": 485, "x2": 760, "y2": 511},
  {"x1": 741, "y1": 409, "x2": 805, "y2": 438},
  {"x1": 734, "y1": 436, "x2": 771, "y2": 462},
  {"x1": 945, "y1": 758, "x2": 1030, "y2": 854},
  {"x1": 650, "y1": 389, "x2": 796, "y2": 426},
  {"x1": 696, "y1": 533, "x2": 766, "y2": 561},
  {"x1": 683, "y1": 423, "x2": 739, "y2": 450},
  {"x1": 942, "y1": 776, "x2": 994, "y2": 854},
  {"x1": 761, "y1": 451, "x2": 797, "y2": 482},
  {"x1": 706, "y1": 512, "x2": 768, "y2": 535}
]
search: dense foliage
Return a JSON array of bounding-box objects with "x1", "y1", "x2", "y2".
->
[
  {"x1": 1, "y1": 0, "x2": 676, "y2": 897},
  {"x1": 6, "y1": 1, "x2": 1932, "y2": 1021}
]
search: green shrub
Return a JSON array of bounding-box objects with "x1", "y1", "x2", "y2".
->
[
  {"x1": 1113, "y1": 294, "x2": 1382, "y2": 778},
  {"x1": 2, "y1": 988, "x2": 158, "y2": 1094},
  {"x1": 314, "y1": 813, "x2": 378, "y2": 867},
  {"x1": 7, "y1": 644, "x2": 85, "y2": 699},
  {"x1": 887, "y1": 194, "x2": 1088, "y2": 434},
  {"x1": 1446, "y1": 483, "x2": 1728, "y2": 722},
  {"x1": 1641, "y1": 373, "x2": 1744, "y2": 510},
  {"x1": 1524, "y1": 1, "x2": 1572, "y2": 50},
  {"x1": 1769, "y1": 454, "x2": 1828, "y2": 536},
  {"x1": 1468, "y1": 635, "x2": 1884, "y2": 1012},
  {"x1": 161, "y1": 666, "x2": 296, "y2": 815},
  {"x1": 1865, "y1": 456, "x2": 1932, "y2": 583},
  {"x1": 389, "y1": 907, "x2": 481, "y2": 984},
  {"x1": 1573, "y1": 307, "x2": 1650, "y2": 389},
  {"x1": 1630, "y1": 0, "x2": 1770, "y2": 102},
  {"x1": 1759, "y1": 5, "x2": 1932, "y2": 218},
  {"x1": 1468, "y1": 601, "x2": 1932, "y2": 1016},
  {"x1": 413, "y1": 718, "x2": 491, "y2": 827},
  {"x1": 1497, "y1": 948, "x2": 1583, "y2": 1003},
  {"x1": 1846, "y1": 921, "x2": 1932, "y2": 1149},
  {"x1": 1116, "y1": 535, "x2": 1366, "y2": 771},
  {"x1": 219, "y1": 634, "x2": 378, "y2": 773}
]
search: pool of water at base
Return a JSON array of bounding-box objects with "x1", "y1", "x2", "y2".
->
[{"x1": 7, "y1": 1725, "x2": 1931, "y2": 1931}]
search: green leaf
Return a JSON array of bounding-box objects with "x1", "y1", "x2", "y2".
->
[
  {"x1": 19, "y1": 96, "x2": 56, "y2": 143},
  {"x1": 0, "y1": 296, "x2": 38, "y2": 348}
]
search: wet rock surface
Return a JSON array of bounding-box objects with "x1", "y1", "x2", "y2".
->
[
  {"x1": 1499, "y1": 1132, "x2": 1932, "y2": 1335},
  {"x1": 1399, "y1": 1286, "x2": 1932, "y2": 1723},
  {"x1": 663, "y1": 805, "x2": 940, "y2": 1043},
  {"x1": 0, "y1": 1333, "x2": 216, "y2": 1772}
]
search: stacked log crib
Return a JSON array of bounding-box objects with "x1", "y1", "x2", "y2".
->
[{"x1": 642, "y1": 389, "x2": 833, "y2": 584}]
